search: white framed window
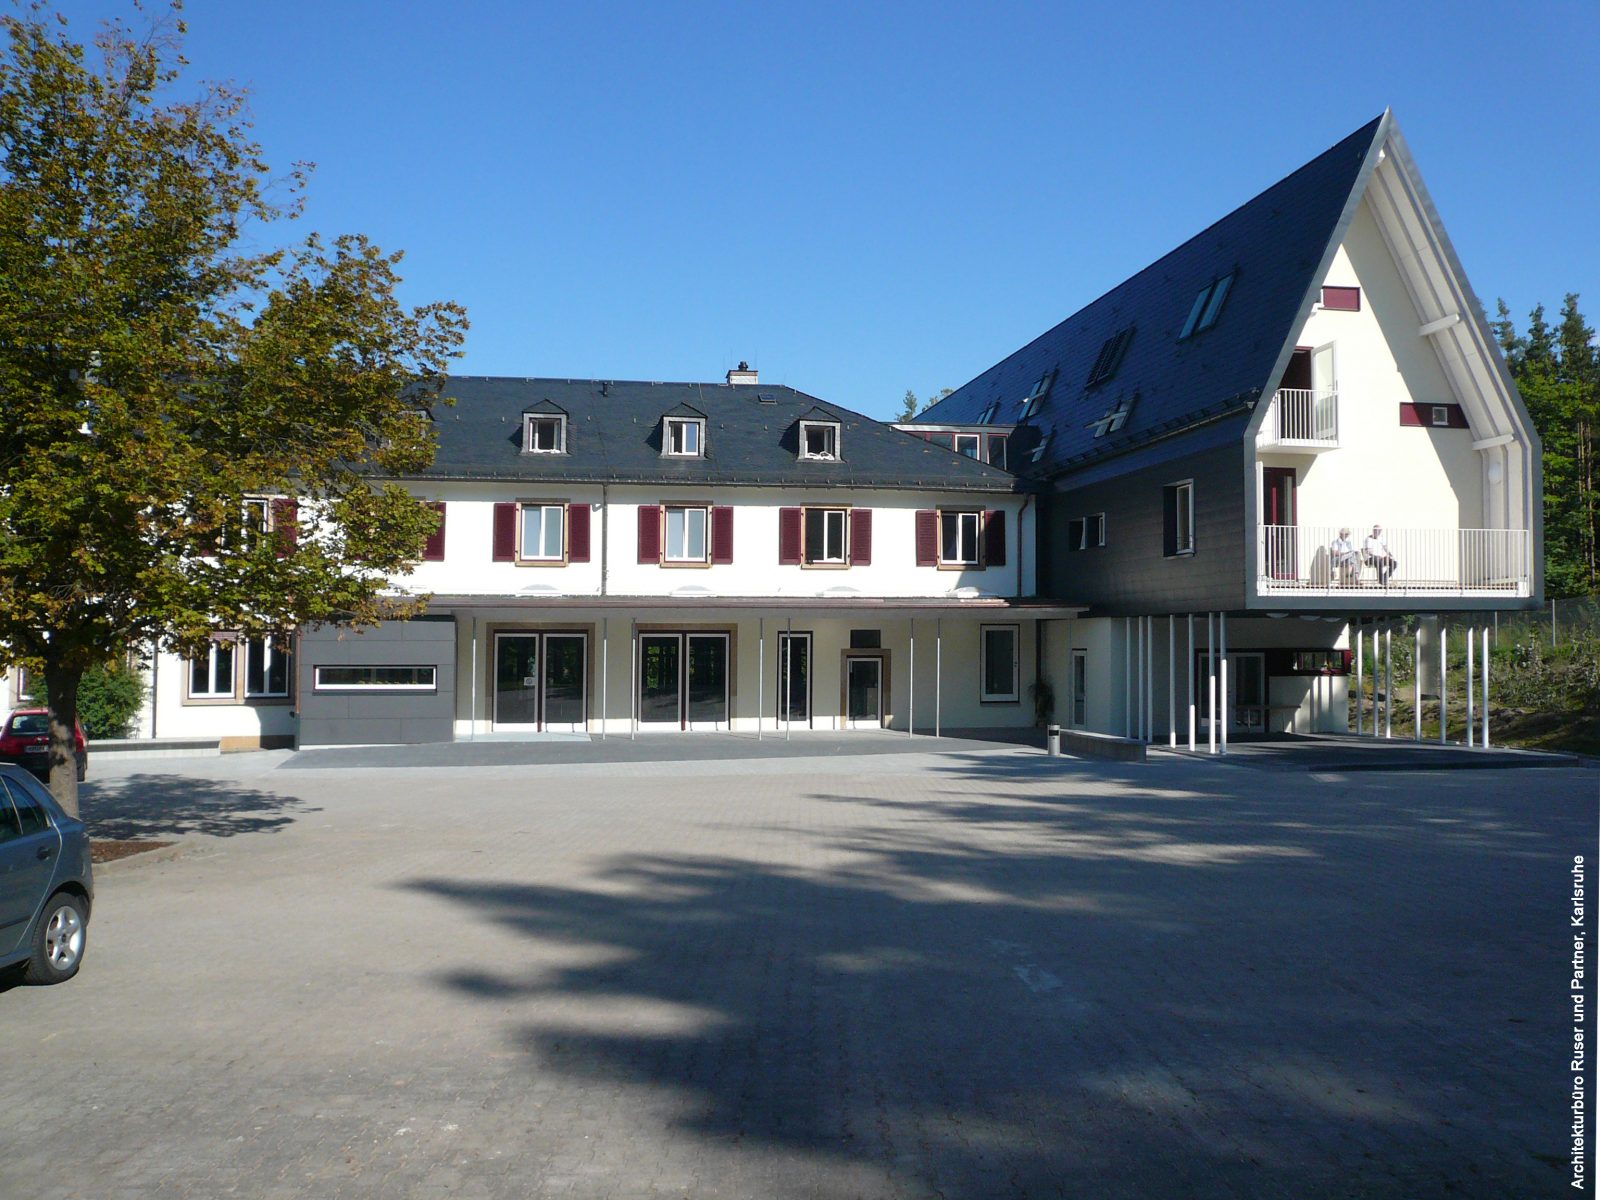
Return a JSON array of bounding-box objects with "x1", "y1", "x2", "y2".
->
[
  {"x1": 664, "y1": 417, "x2": 705, "y2": 457},
  {"x1": 1070, "y1": 649, "x2": 1088, "y2": 727},
  {"x1": 1180, "y1": 272, "x2": 1235, "y2": 339},
  {"x1": 799, "y1": 421, "x2": 840, "y2": 460},
  {"x1": 664, "y1": 505, "x2": 709, "y2": 563},
  {"x1": 313, "y1": 665, "x2": 437, "y2": 692},
  {"x1": 1164, "y1": 480, "x2": 1195, "y2": 557},
  {"x1": 986, "y1": 435, "x2": 1008, "y2": 470},
  {"x1": 519, "y1": 504, "x2": 566, "y2": 562},
  {"x1": 188, "y1": 640, "x2": 236, "y2": 700},
  {"x1": 939, "y1": 510, "x2": 982, "y2": 566},
  {"x1": 953, "y1": 433, "x2": 981, "y2": 459},
  {"x1": 1067, "y1": 513, "x2": 1106, "y2": 551},
  {"x1": 1430, "y1": 405, "x2": 1451, "y2": 427},
  {"x1": 245, "y1": 636, "x2": 291, "y2": 698},
  {"x1": 803, "y1": 507, "x2": 848, "y2": 565},
  {"x1": 524, "y1": 414, "x2": 566, "y2": 454},
  {"x1": 980, "y1": 625, "x2": 1020, "y2": 703},
  {"x1": 1090, "y1": 395, "x2": 1134, "y2": 438},
  {"x1": 1021, "y1": 370, "x2": 1054, "y2": 417}
]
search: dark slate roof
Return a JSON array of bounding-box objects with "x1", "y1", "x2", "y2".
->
[
  {"x1": 417, "y1": 377, "x2": 1020, "y2": 492},
  {"x1": 916, "y1": 114, "x2": 1388, "y2": 485}
]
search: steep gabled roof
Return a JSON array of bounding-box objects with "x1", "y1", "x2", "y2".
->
[
  {"x1": 419, "y1": 377, "x2": 1019, "y2": 492},
  {"x1": 917, "y1": 114, "x2": 1389, "y2": 485}
]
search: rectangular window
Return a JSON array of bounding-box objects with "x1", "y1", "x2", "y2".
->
[
  {"x1": 525, "y1": 415, "x2": 565, "y2": 453},
  {"x1": 800, "y1": 422, "x2": 839, "y2": 460},
  {"x1": 664, "y1": 417, "x2": 704, "y2": 457},
  {"x1": 664, "y1": 505, "x2": 709, "y2": 563},
  {"x1": 1180, "y1": 273, "x2": 1235, "y2": 339},
  {"x1": 313, "y1": 665, "x2": 437, "y2": 691},
  {"x1": 1164, "y1": 481, "x2": 1195, "y2": 557},
  {"x1": 777, "y1": 631, "x2": 811, "y2": 725},
  {"x1": 1067, "y1": 513, "x2": 1106, "y2": 551},
  {"x1": 245, "y1": 636, "x2": 290, "y2": 698},
  {"x1": 240, "y1": 497, "x2": 271, "y2": 550},
  {"x1": 986, "y1": 435, "x2": 1007, "y2": 470},
  {"x1": 939, "y1": 510, "x2": 982, "y2": 565},
  {"x1": 953, "y1": 433, "x2": 980, "y2": 459},
  {"x1": 519, "y1": 504, "x2": 565, "y2": 562},
  {"x1": 1087, "y1": 327, "x2": 1134, "y2": 386},
  {"x1": 188, "y1": 641, "x2": 236, "y2": 700},
  {"x1": 1430, "y1": 405, "x2": 1451, "y2": 427},
  {"x1": 1071, "y1": 650, "x2": 1088, "y2": 727},
  {"x1": 980, "y1": 625, "x2": 1020, "y2": 702},
  {"x1": 803, "y1": 507, "x2": 848, "y2": 565}
]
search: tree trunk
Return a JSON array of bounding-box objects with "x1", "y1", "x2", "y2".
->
[{"x1": 43, "y1": 661, "x2": 82, "y2": 818}]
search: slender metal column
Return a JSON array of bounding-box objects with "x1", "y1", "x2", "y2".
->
[
  {"x1": 1355, "y1": 624, "x2": 1364, "y2": 736},
  {"x1": 1384, "y1": 626, "x2": 1393, "y2": 739},
  {"x1": 1145, "y1": 616, "x2": 1154, "y2": 744},
  {"x1": 785, "y1": 616, "x2": 793, "y2": 742},
  {"x1": 908, "y1": 620, "x2": 915, "y2": 737},
  {"x1": 757, "y1": 617, "x2": 764, "y2": 741},
  {"x1": 1219, "y1": 613, "x2": 1228, "y2": 755},
  {"x1": 1124, "y1": 617, "x2": 1132, "y2": 739},
  {"x1": 630, "y1": 618, "x2": 637, "y2": 740},
  {"x1": 601, "y1": 617, "x2": 608, "y2": 740},
  {"x1": 1438, "y1": 623, "x2": 1448, "y2": 745},
  {"x1": 470, "y1": 617, "x2": 479, "y2": 741},
  {"x1": 1136, "y1": 617, "x2": 1144, "y2": 742},
  {"x1": 1207, "y1": 612, "x2": 1216, "y2": 755},
  {"x1": 935, "y1": 619, "x2": 942, "y2": 738},
  {"x1": 1413, "y1": 623, "x2": 1422, "y2": 742},
  {"x1": 1466, "y1": 626, "x2": 1474, "y2": 748},
  {"x1": 1187, "y1": 612, "x2": 1196, "y2": 751},
  {"x1": 1168, "y1": 615, "x2": 1176, "y2": 748},
  {"x1": 1481, "y1": 627, "x2": 1491, "y2": 747}
]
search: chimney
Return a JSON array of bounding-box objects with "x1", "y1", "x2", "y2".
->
[{"x1": 726, "y1": 361, "x2": 758, "y2": 386}]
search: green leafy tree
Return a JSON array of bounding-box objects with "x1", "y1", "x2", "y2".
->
[
  {"x1": 897, "y1": 387, "x2": 954, "y2": 422},
  {"x1": 0, "y1": 6, "x2": 467, "y2": 814}
]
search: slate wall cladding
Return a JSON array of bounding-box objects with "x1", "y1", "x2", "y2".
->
[
  {"x1": 297, "y1": 618, "x2": 456, "y2": 746},
  {"x1": 1042, "y1": 443, "x2": 1246, "y2": 615}
]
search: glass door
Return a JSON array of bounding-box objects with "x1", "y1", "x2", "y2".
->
[
  {"x1": 494, "y1": 634, "x2": 540, "y2": 730},
  {"x1": 778, "y1": 632, "x2": 811, "y2": 728},
  {"x1": 639, "y1": 635, "x2": 682, "y2": 729},
  {"x1": 845, "y1": 657, "x2": 883, "y2": 729},
  {"x1": 542, "y1": 634, "x2": 587, "y2": 732},
  {"x1": 1230, "y1": 652, "x2": 1266, "y2": 733},
  {"x1": 686, "y1": 634, "x2": 729, "y2": 731}
]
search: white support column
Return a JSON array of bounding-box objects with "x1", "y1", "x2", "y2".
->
[
  {"x1": 785, "y1": 616, "x2": 793, "y2": 742},
  {"x1": 1124, "y1": 617, "x2": 1132, "y2": 739},
  {"x1": 935, "y1": 619, "x2": 942, "y2": 739},
  {"x1": 1438, "y1": 623, "x2": 1448, "y2": 745},
  {"x1": 1482, "y1": 627, "x2": 1491, "y2": 748},
  {"x1": 1187, "y1": 613, "x2": 1196, "y2": 752},
  {"x1": 757, "y1": 617, "x2": 764, "y2": 741},
  {"x1": 1220, "y1": 613, "x2": 1229, "y2": 755},
  {"x1": 1355, "y1": 625, "x2": 1364, "y2": 737},
  {"x1": 908, "y1": 620, "x2": 915, "y2": 738},
  {"x1": 1168, "y1": 615, "x2": 1176, "y2": 749},
  {"x1": 630, "y1": 618, "x2": 637, "y2": 740},
  {"x1": 1136, "y1": 617, "x2": 1145, "y2": 742},
  {"x1": 1384, "y1": 627, "x2": 1393, "y2": 739},
  {"x1": 470, "y1": 617, "x2": 479, "y2": 741},
  {"x1": 1413, "y1": 623, "x2": 1422, "y2": 742},
  {"x1": 1145, "y1": 616, "x2": 1154, "y2": 744},
  {"x1": 601, "y1": 618, "x2": 609, "y2": 740},
  {"x1": 1465, "y1": 626, "x2": 1474, "y2": 748},
  {"x1": 1207, "y1": 612, "x2": 1217, "y2": 755}
]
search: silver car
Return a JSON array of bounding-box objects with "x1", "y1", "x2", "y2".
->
[{"x1": 0, "y1": 764, "x2": 93, "y2": 984}]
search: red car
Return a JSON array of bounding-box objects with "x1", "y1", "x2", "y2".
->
[{"x1": 0, "y1": 709, "x2": 87, "y2": 782}]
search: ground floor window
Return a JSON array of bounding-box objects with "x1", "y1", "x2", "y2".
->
[
  {"x1": 313, "y1": 665, "x2": 436, "y2": 691},
  {"x1": 245, "y1": 636, "x2": 291, "y2": 698},
  {"x1": 189, "y1": 641, "x2": 236, "y2": 700},
  {"x1": 639, "y1": 631, "x2": 729, "y2": 730},
  {"x1": 1071, "y1": 649, "x2": 1088, "y2": 727},
  {"x1": 980, "y1": 625, "x2": 1019, "y2": 702}
]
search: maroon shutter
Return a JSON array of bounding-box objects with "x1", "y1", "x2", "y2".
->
[
  {"x1": 711, "y1": 506, "x2": 734, "y2": 564},
  {"x1": 914, "y1": 510, "x2": 938, "y2": 566},
  {"x1": 983, "y1": 510, "x2": 1006, "y2": 567},
  {"x1": 1321, "y1": 285, "x2": 1361, "y2": 311},
  {"x1": 492, "y1": 502, "x2": 517, "y2": 561},
  {"x1": 778, "y1": 507, "x2": 802, "y2": 564},
  {"x1": 422, "y1": 502, "x2": 447, "y2": 561},
  {"x1": 271, "y1": 499, "x2": 298, "y2": 558},
  {"x1": 637, "y1": 505, "x2": 661, "y2": 563},
  {"x1": 568, "y1": 503, "x2": 591, "y2": 562},
  {"x1": 849, "y1": 509, "x2": 872, "y2": 566}
]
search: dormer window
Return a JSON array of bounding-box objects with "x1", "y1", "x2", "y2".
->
[
  {"x1": 524, "y1": 414, "x2": 566, "y2": 454},
  {"x1": 799, "y1": 420, "x2": 840, "y2": 461},
  {"x1": 664, "y1": 416, "x2": 705, "y2": 457}
]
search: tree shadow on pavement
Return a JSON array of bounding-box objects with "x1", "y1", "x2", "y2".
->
[
  {"x1": 400, "y1": 758, "x2": 1583, "y2": 1199},
  {"x1": 79, "y1": 773, "x2": 317, "y2": 841}
]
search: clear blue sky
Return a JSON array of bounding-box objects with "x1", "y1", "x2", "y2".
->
[{"x1": 63, "y1": 0, "x2": 1600, "y2": 420}]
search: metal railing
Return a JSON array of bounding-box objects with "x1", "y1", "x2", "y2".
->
[
  {"x1": 1256, "y1": 525, "x2": 1532, "y2": 595},
  {"x1": 1258, "y1": 388, "x2": 1338, "y2": 447}
]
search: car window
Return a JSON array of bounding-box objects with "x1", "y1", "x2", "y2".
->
[
  {"x1": 0, "y1": 787, "x2": 19, "y2": 845},
  {"x1": 8, "y1": 713, "x2": 47, "y2": 735},
  {"x1": 1, "y1": 777, "x2": 52, "y2": 836}
]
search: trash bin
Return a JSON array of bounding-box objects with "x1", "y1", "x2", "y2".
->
[{"x1": 1047, "y1": 724, "x2": 1061, "y2": 756}]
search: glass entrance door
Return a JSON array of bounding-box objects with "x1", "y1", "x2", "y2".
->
[
  {"x1": 542, "y1": 634, "x2": 587, "y2": 732},
  {"x1": 494, "y1": 634, "x2": 540, "y2": 730},
  {"x1": 639, "y1": 635, "x2": 682, "y2": 728},
  {"x1": 686, "y1": 634, "x2": 729, "y2": 730},
  {"x1": 845, "y1": 657, "x2": 883, "y2": 729}
]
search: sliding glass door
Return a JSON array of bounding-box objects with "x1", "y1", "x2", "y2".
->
[
  {"x1": 493, "y1": 632, "x2": 587, "y2": 732},
  {"x1": 637, "y1": 632, "x2": 730, "y2": 731}
]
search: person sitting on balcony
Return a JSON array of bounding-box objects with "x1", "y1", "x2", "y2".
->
[
  {"x1": 1364, "y1": 523, "x2": 1398, "y2": 585},
  {"x1": 1331, "y1": 528, "x2": 1361, "y2": 585}
]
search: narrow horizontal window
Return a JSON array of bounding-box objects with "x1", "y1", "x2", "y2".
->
[
  {"x1": 1321, "y1": 286, "x2": 1361, "y2": 311},
  {"x1": 313, "y1": 665, "x2": 437, "y2": 691}
]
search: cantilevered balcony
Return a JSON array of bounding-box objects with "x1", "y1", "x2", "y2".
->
[
  {"x1": 1256, "y1": 524, "x2": 1532, "y2": 597},
  {"x1": 1257, "y1": 388, "x2": 1339, "y2": 450}
]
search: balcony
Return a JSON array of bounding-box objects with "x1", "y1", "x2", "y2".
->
[
  {"x1": 1257, "y1": 388, "x2": 1339, "y2": 450},
  {"x1": 1256, "y1": 525, "x2": 1532, "y2": 597}
]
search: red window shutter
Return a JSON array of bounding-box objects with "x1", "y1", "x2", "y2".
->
[
  {"x1": 849, "y1": 509, "x2": 872, "y2": 566},
  {"x1": 637, "y1": 505, "x2": 661, "y2": 563},
  {"x1": 271, "y1": 499, "x2": 298, "y2": 558},
  {"x1": 422, "y1": 502, "x2": 447, "y2": 561},
  {"x1": 492, "y1": 502, "x2": 517, "y2": 561},
  {"x1": 568, "y1": 503, "x2": 591, "y2": 563},
  {"x1": 778, "y1": 507, "x2": 802, "y2": 565},
  {"x1": 983, "y1": 510, "x2": 1006, "y2": 567},
  {"x1": 1321, "y1": 286, "x2": 1361, "y2": 311},
  {"x1": 711, "y1": 506, "x2": 734, "y2": 564},
  {"x1": 914, "y1": 510, "x2": 938, "y2": 566}
]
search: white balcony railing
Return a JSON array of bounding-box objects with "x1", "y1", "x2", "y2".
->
[
  {"x1": 1258, "y1": 387, "x2": 1338, "y2": 448},
  {"x1": 1256, "y1": 525, "x2": 1532, "y2": 596}
]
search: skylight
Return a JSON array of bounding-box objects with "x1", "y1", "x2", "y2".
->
[
  {"x1": 1029, "y1": 428, "x2": 1052, "y2": 463},
  {"x1": 1090, "y1": 395, "x2": 1135, "y2": 438},
  {"x1": 1180, "y1": 272, "x2": 1235, "y2": 339},
  {"x1": 1086, "y1": 329, "x2": 1133, "y2": 387},
  {"x1": 1020, "y1": 370, "x2": 1055, "y2": 417}
]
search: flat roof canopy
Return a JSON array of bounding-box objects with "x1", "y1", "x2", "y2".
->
[{"x1": 412, "y1": 594, "x2": 1086, "y2": 620}]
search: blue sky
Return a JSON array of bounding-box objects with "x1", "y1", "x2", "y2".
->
[{"x1": 61, "y1": 0, "x2": 1600, "y2": 419}]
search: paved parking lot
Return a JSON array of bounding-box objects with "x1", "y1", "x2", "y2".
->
[{"x1": 2, "y1": 746, "x2": 1594, "y2": 1198}]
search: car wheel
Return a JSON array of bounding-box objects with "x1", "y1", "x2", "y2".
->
[{"x1": 22, "y1": 892, "x2": 88, "y2": 985}]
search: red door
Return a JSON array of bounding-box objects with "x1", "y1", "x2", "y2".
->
[{"x1": 1262, "y1": 467, "x2": 1297, "y2": 579}]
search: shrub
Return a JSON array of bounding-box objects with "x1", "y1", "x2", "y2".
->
[{"x1": 75, "y1": 660, "x2": 145, "y2": 740}]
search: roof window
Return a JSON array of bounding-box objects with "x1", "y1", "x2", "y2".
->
[
  {"x1": 1180, "y1": 273, "x2": 1235, "y2": 339},
  {"x1": 1090, "y1": 394, "x2": 1135, "y2": 438},
  {"x1": 1029, "y1": 428, "x2": 1053, "y2": 464},
  {"x1": 1020, "y1": 370, "x2": 1055, "y2": 417},
  {"x1": 1086, "y1": 329, "x2": 1134, "y2": 387}
]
